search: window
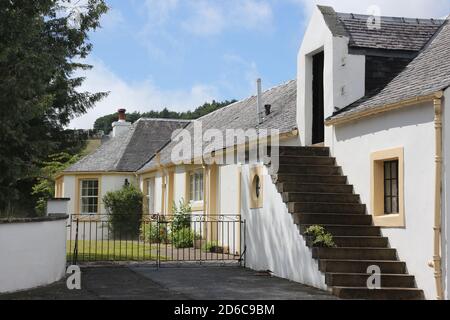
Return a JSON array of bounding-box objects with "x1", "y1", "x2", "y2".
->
[
  {"x1": 250, "y1": 166, "x2": 264, "y2": 209},
  {"x1": 371, "y1": 148, "x2": 404, "y2": 227},
  {"x1": 254, "y1": 175, "x2": 261, "y2": 199},
  {"x1": 189, "y1": 170, "x2": 204, "y2": 202},
  {"x1": 80, "y1": 179, "x2": 99, "y2": 214},
  {"x1": 384, "y1": 160, "x2": 399, "y2": 214}
]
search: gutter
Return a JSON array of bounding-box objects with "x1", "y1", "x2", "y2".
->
[{"x1": 325, "y1": 93, "x2": 438, "y2": 126}]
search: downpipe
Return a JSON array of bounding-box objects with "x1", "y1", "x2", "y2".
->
[{"x1": 429, "y1": 92, "x2": 444, "y2": 300}]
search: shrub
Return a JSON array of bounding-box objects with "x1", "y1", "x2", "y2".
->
[
  {"x1": 304, "y1": 225, "x2": 336, "y2": 248},
  {"x1": 140, "y1": 221, "x2": 170, "y2": 244},
  {"x1": 103, "y1": 185, "x2": 143, "y2": 239},
  {"x1": 172, "y1": 227, "x2": 198, "y2": 249},
  {"x1": 171, "y1": 200, "x2": 192, "y2": 232}
]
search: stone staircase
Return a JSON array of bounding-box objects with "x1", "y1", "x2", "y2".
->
[{"x1": 270, "y1": 146, "x2": 424, "y2": 300}]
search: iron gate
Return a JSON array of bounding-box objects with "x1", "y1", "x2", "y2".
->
[{"x1": 67, "y1": 214, "x2": 246, "y2": 266}]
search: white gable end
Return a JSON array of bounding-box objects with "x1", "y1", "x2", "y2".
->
[{"x1": 297, "y1": 6, "x2": 365, "y2": 146}]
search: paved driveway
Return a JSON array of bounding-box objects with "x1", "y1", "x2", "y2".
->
[{"x1": 0, "y1": 264, "x2": 337, "y2": 300}]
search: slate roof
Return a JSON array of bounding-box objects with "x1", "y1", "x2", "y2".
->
[
  {"x1": 139, "y1": 80, "x2": 297, "y2": 172},
  {"x1": 329, "y1": 18, "x2": 450, "y2": 122},
  {"x1": 318, "y1": 5, "x2": 445, "y2": 52},
  {"x1": 65, "y1": 119, "x2": 190, "y2": 173}
]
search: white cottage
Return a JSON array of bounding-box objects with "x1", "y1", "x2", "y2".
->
[{"x1": 58, "y1": 5, "x2": 450, "y2": 300}]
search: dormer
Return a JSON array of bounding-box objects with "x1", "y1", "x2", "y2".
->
[{"x1": 297, "y1": 5, "x2": 444, "y2": 146}]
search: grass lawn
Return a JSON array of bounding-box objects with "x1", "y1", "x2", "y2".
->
[{"x1": 67, "y1": 240, "x2": 160, "y2": 262}]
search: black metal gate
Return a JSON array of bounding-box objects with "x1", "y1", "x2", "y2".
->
[{"x1": 67, "y1": 214, "x2": 246, "y2": 266}]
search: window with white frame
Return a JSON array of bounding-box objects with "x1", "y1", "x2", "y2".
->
[
  {"x1": 80, "y1": 179, "x2": 99, "y2": 214},
  {"x1": 189, "y1": 170, "x2": 204, "y2": 202}
]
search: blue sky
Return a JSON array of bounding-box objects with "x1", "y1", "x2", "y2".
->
[{"x1": 70, "y1": 0, "x2": 449, "y2": 129}]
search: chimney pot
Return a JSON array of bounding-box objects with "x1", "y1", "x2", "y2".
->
[
  {"x1": 265, "y1": 104, "x2": 272, "y2": 116},
  {"x1": 118, "y1": 109, "x2": 126, "y2": 122}
]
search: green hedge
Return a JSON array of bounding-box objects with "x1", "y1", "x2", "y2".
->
[{"x1": 103, "y1": 185, "x2": 143, "y2": 239}]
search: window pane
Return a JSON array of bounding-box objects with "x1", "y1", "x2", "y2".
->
[
  {"x1": 385, "y1": 180, "x2": 391, "y2": 195},
  {"x1": 385, "y1": 197, "x2": 392, "y2": 214},
  {"x1": 384, "y1": 162, "x2": 391, "y2": 179},
  {"x1": 391, "y1": 162, "x2": 398, "y2": 179},
  {"x1": 392, "y1": 196, "x2": 398, "y2": 214},
  {"x1": 81, "y1": 198, "x2": 89, "y2": 213},
  {"x1": 392, "y1": 180, "x2": 398, "y2": 197}
]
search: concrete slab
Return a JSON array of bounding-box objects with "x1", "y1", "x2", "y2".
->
[
  {"x1": 0, "y1": 265, "x2": 336, "y2": 300},
  {"x1": 132, "y1": 265, "x2": 337, "y2": 300}
]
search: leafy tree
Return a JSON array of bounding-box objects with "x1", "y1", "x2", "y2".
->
[
  {"x1": 32, "y1": 152, "x2": 82, "y2": 216},
  {"x1": 93, "y1": 100, "x2": 237, "y2": 134},
  {"x1": 0, "y1": 1, "x2": 108, "y2": 211}
]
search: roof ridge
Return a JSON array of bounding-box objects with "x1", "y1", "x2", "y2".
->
[
  {"x1": 195, "y1": 79, "x2": 296, "y2": 121},
  {"x1": 336, "y1": 12, "x2": 446, "y2": 24},
  {"x1": 136, "y1": 118, "x2": 192, "y2": 123}
]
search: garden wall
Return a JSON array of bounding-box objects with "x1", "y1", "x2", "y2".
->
[{"x1": 0, "y1": 215, "x2": 68, "y2": 294}]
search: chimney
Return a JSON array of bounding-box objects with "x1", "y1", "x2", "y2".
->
[
  {"x1": 112, "y1": 108, "x2": 131, "y2": 138},
  {"x1": 256, "y1": 79, "x2": 262, "y2": 125},
  {"x1": 118, "y1": 108, "x2": 126, "y2": 122}
]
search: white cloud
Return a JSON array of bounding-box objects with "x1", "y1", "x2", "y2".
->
[
  {"x1": 143, "y1": 0, "x2": 274, "y2": 37},
  {"x1": 293, "y1": 0, "x2": 449, "y2": 18},
  {"x1": 136, "y1": 0, "x2": 274, "y2": 61},
  {"x1": 143, "y1": 0, "x2": 179, "y2": 25},
  {"x1": 69, "y1": 58, "x2": 218, "y2": 129},
  {"x1": 220, "y1": 54, "x2": 260, "y2": 98},
  {"x1": 181, "y1": 1, "x2": 226, "y2": 36},
  {"x1": 100, "y1": 7, "x2": 125, "y2": 30}
]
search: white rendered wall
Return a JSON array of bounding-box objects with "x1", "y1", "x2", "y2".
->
[
  {"x1": 331, "y1": 102, "x2": 436, "y2": 299},
  {"x1": 0, "y1": 219, "x2": 67, "y2": 293},
  {"x1": 241, "y1": 164, "x2": 327, "y2": 289},
  {"x1": 297, "y1": 7, "x2": 365, "y2": 146}
]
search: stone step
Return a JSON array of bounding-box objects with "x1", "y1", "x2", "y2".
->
[
  {"x1": 332, "y1": 236, "x2": 389, "y2": 248},
  {"x1": 276, "y1": 165, "x2": 341, "y2": 175},
  {"x1": 319, "y1": 260, "x2": 407, "y2": 274},
  {"x1": 312, "y1": 247, "x2": 398, "y2": 260},
  {"x1": 273, "y1": 174, "x2": 348, "y2": 185},
  {"x1": 300, "y1": 224, "x2": 381, "y2": 236},
  {"x1": 277, "y1": 182, "x2": 354, "y2": 194},
  {"x1": 289, "y1": 202, "x2": 366, "y2": 214},
  {"x1": 325, "y1": 273, "x2": 416, "y2": 288},
  {"x1": 332, "y1": 287, "x2": 425, "y2": 300},
  {"x1": 279, "y1": 156, "x2": 336, "y2": 166},
  {"x1": 278, "y1": 146, "x2": 330, "y2": 157},
  {"x1": 294, "y1": 213, "x2": 372, "y2": 226},
  {"x1": 283, "y1": 192, "x2": 360, "y2": 204}
]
